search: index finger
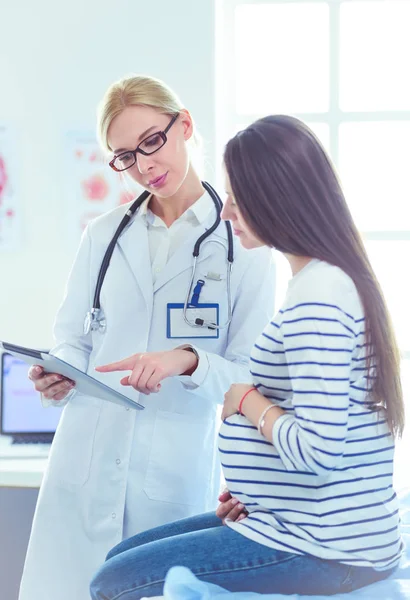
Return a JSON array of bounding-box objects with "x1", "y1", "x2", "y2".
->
[{"x1": 95, "y1": 357, "x2": 136, "y2": 373}]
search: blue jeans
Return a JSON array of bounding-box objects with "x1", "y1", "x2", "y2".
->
[{"x1": 90, "y1": 512, "x2": 395, "y2": 599}]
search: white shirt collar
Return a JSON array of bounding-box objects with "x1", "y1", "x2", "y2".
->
[{"x1": 139, "y1": 190, "x2": 213, "y2": 228}]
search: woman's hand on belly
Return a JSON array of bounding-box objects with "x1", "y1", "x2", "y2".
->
[{"x1": 216, "y1": 488, "x2": 248, "y2": 524}]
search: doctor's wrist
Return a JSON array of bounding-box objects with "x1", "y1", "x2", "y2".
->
[
  {"x1": 40, "y1": 387, "x2": 76, "y2": 408},
  {"x1": 180, "y1": 346, "x2": 199, "y2": 376}
]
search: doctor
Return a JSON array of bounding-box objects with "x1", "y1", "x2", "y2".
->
[{"x1": 19, "y1": 75, "x2": 274, "y2": 600}]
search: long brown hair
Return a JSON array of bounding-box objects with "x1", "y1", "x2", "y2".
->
[{"x1": 224, "y1": 115, "x2": 404, "y2": 438}]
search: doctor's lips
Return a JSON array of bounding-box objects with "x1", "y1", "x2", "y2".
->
[{"x1": 148, "y1": 172, "x2": 168, "y2": 188}]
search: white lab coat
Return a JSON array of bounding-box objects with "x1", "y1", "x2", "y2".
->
[{"x1": 19, "y1": 197, "x2": 275, "y2": 600}]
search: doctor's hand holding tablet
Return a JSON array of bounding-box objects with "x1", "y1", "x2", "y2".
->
[
  {"x1": 28, "y1": 365, "x2": 75, "y2": 402},
  {"x1": 27, "y1": 346, "x2": 200, "y2": 400},
  {"x1": 27, "y1": 346, "x2": 198, "y2": 399}
]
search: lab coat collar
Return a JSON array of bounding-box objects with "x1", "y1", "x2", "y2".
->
[
  {"x1": 139, "y1": 190, "x2": 213, "y2": 229},
  {"x1": 117, "y1": 216, "x2": 153, "y2": 319},
  {"x1": 152, "y1": 207, "x2": 226, "y2": 295},
  {"x1": 117, "y1": 191, "x2": 225, "y2": 310}
]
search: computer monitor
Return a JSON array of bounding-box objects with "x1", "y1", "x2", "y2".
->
[{"x1": 0, "y1": 352, "x2": 63, "y2": 439}]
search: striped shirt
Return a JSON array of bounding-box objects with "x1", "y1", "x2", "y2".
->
[{"x1": 219, "y1": 259, "x2": 402, "y2": 570}]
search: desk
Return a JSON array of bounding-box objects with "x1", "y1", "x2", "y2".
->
[
  {"x1": 0, "y1": 457, "x2": 47, "y2": 488},
  {"x1": 0, "y1": 458, "x2": 46, "y2": 600}
]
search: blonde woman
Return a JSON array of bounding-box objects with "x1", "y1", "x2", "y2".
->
[{"x1": 19, "y1": 76, "x2": 274, "y2": 600}]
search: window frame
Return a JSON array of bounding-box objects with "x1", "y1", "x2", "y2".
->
[{"x1": 216, "y1": 0, "x2": 410, "y2": 358}]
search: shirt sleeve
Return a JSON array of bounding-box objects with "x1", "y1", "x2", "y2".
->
[
  {"x1": 46, "y1": 227, "x2": 94, "y2": 407},
  {"x1": 175, "y1": 345, "x2": 210, "y2": 389},
  {"x1": 40, "y1": 388, "x2": 76, "y2": 409},
  {"x1": 271, "y1": 301, "x2": 357, "y2": 475}
]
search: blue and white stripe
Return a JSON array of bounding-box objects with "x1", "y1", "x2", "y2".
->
[{"x1": 219, "y1": 260, "x2": 402, "y2": 570}]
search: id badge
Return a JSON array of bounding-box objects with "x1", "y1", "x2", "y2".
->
[{"x1": 167, "y1": 303, "x2": 219, "y2": 339}]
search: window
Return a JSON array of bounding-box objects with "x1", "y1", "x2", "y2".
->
[{"x1": 216, "y1": 0, "x2": 410, "y2": 467}]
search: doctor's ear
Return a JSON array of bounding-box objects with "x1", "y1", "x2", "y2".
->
[{"x1": 179, "y1": 109, "x2": 194, "y2": 142}]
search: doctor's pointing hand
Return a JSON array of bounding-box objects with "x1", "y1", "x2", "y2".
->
[{"x1": 96, "y1": 348, "x2": 198, "y2": 395}]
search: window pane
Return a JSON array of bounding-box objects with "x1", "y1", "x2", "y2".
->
[
  {"x1": 339, "y1": 122, "x2": 410, "y2": 231},
  {"x1": 235, "y1": 3, "x2": 329, "y2": 114},
  {"x1": 365, "y1": 241, "x2": 410, "y2": 352},
  {"x1": 340, "y1": 1, "x2": 410, "y2": 111},
  {"x1": 234, "y1": 121, "x2": 330, "y2": 153},
  {"x1": 401, "y1": 361, "x2": 410, "y2": 411},
  {"x1": 274, "y1": 250, "x2": 292, "y2": 313},
  {"x1": 306, "y1": 123, "x2": 330, "y2": 155}
]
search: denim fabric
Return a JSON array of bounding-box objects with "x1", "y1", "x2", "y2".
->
[{"x1": 90, "y1": 512, "x2": 395, "y2": 599}]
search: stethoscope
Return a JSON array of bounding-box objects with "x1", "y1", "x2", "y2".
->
[{"x1": 83, "y1": 181, "x2": 234, "y2": 335}]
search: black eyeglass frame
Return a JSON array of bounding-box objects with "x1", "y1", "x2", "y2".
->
[{"x1": 109, "y1": 113, "x2": 179, "y2": 172}]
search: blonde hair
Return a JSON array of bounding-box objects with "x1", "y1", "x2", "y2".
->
[{"x1": 97, "y1": 74, "x2": 200, "y2": 152}]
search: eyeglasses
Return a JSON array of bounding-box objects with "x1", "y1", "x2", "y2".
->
[{"x1": 109, "y1": 113, "x2": 179, "y2": 172}]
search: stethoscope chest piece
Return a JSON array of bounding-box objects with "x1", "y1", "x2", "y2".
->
[{"x1": 83, "y1": 308, "x2": 106, "y2": 335}]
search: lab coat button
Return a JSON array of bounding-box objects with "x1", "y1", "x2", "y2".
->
[
  {"x1": 116, "y1": 459, "x2": 121, "y2": 465},
  {"x1": 125, "y1": 407, "x2": 130, "y2": 411},
  {"x1": 112, "y1": 513, "x2": 116, "y2": 519}
]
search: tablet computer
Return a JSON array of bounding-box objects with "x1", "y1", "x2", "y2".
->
[{"x1": 0, "y1": 341, "x2": 144, "y2": 411}]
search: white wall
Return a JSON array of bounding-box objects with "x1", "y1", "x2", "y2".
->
[{"x1": 0, "y1": 0, "x2": 216, "y2": 347}]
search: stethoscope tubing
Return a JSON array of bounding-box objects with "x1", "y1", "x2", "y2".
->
[{"x1": 84, "y1": 182, "x2": 234, "y2": 334}]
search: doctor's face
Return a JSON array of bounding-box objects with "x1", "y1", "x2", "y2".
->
[
  {"x1": 221, "y1": 169, "x2": 264, "y2": 250},
  {"x1": 107, "y1": 105, "x2": 192, "y2": 198}
]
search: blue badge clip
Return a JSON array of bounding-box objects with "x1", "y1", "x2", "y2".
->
[{"x1": 190, "y1": 279, "x2": 205, "y2": 307}]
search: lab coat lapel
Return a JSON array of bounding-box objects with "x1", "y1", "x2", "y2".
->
[
  {"x1": 117, "y1": 217, "x2": 153, "y2": 317},
  {"x1": 153, "y1": 215, "x2": 224, "y2": 295}
]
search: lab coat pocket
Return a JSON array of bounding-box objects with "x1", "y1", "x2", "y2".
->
[
  {"x1": 48, "y1": 394, "x2": 102, "y2": 488},
  {"x1": 144, "y1": 410, "x2": 211, "y2": 506}
]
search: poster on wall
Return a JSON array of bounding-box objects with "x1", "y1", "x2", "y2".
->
[
  {"x1": 0, "y1": 124, "x2": 20, "y2": 251},
  {"x1": 64, "y1": 131, "x2": 139, "y2": 243}
]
